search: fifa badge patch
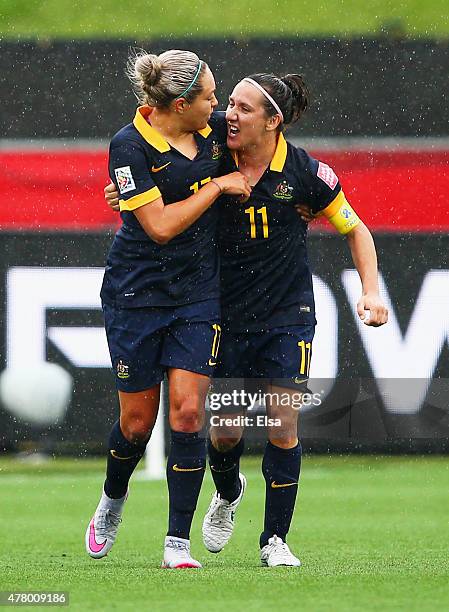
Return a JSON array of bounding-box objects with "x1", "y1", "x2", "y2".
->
[
  {"x1": 317, "y1": 162, "x2": 338, "y2": 189},
  {"x1": 273, "y1": 180, "x2": 294, "y2": 200},
  {"x1": 211, "y1": 141, "x2": 222, "y2": 160},
  {"x1": 115, "y1": 166, "x2": 136, "y2": 194},
  {"x1": 116, "y1": 359, "x2": 130, "y2": 380}
]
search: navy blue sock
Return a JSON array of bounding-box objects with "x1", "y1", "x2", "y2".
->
[
  {"x1": 207, "y1": 437, "x2": 244, "y2": 503},
  {"x1": 260, "y1": 441, "x2": 302, "y2": 548},
  {"x1": 104, "y1": 421, "x2": 147, "y2": 499},
  {"x1": 166, "y1": 430, "x2": 206, "y2": 539}
]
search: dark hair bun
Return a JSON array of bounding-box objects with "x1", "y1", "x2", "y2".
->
[{"x1": 281, "y1": 74, "x2": 309, "y2": 124}]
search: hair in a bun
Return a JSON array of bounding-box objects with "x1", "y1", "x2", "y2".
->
[
  {"x1": 133, "y1": 53, "x2": 163, "y2": 88},
  {"x1": 281, "y1": 74, "x2": 309, "y2": 124},
  {"x1": 127, "y1": 49, "x2": 207, "y2": 107},
  {"x1": 243, "y1": 72, "x2": 310, "y2": 128}
]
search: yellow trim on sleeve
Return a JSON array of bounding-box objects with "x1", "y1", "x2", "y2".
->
[
  {"x1": 119, "y1": 186, "x2": 162, "y2": 211},
  {"x1": 321, "y1": 190, "x2": 346, "y2": 218},
  {"x1": 322, "y1": 191, "x2": 360, "y2": 234}
]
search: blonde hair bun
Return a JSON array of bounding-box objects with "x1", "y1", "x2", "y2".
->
[
  {"x1": 133, "y1": 53, "x2": 162, "y2": 87},
  {"x1": 127, "y1": 48, "x2": 206, "y2": 108}
]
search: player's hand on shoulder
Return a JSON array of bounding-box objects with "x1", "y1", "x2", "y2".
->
[
  {"x1": 295, "y1": 203, "x2": 316, "y2": 223},
  {"x1": 104, "y1": 181, "x2": 120, "y2": 211},
  {"x1": 357, "y1": 293, "x2": 388, "y2": 327},
  {"x1": 215, "y1": 172, "x2": 251, "y2": 200}
]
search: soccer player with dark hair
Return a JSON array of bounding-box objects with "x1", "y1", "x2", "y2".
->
[
  {"x1": 201, "y1": 73, "x2": 388, "y2": 566},
  {"x1": 86, "y1": 49, "x2": 250, "y2": 569}
]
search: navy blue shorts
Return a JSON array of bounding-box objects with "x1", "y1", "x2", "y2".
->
[
  {"x1": 103, "y1": 300, "x2": 221, "y2": 392},
  {"x1": 213, "y1": 324, "x2": 315, "y2": 390}
]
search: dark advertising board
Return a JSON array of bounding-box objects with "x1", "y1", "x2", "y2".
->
[
  {"x1": 1, "y1": 39, "x2": 448, "y2": 139},
  {"x1": 0, "y1": 232, "x2": 447, "y2": 453}
]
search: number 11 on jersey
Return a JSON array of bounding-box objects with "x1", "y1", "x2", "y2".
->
[{"x1": 245, "y1": 206, "x2": 269, "y2": 239}]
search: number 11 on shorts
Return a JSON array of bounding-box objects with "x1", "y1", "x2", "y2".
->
[
  {"x1": 208, "y1": 323, "x2": 222, "y2": 366},
  {"x1": 298, "y1": 340, "x2": 312, "y2": 376}
]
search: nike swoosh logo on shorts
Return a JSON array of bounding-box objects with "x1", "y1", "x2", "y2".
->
[
  {"x1": 172, "y1": 464, "x2": 204, "y2": 472},
  {"x1": 151, "y1": 162, "x2": 171, "y2": 173},
  {"x1": 271, "y1": 481, "x2": 298, "y2": 489},
  {"x1": 89, "y1": 519, "x2": 107, "y2": 553}
]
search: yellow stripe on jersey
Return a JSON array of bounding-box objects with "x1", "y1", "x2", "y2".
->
[
  {"x1": 232, "y1": 133, "x2": 287, "y2": 171},
  {"x1": 321, "y1": 191, "x2": 360, "y2": 234},
  {"x1": 269, "y1": 133, "x2": 288, "y2": 172},
  {"x1": 133, "y1": 107, "x2": 171, "y2": 153},
  {"x1": 119, "y1": 186, "x2": 162, "y2": 211},
  {"x1": 134, "y1": 106, "x2": 212, "y2": 149}
]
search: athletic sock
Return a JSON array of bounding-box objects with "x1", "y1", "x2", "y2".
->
[
  {"x1": 104, "y1": 421, "x2": 147, "y2": 499},
  {"x1": 207, "y1": 437, "x2": 244, "y2": 503},
  {"x1": 99, "y1": 489, "x2": 127, "y2": 513},
  {"x1": 260, "y1": 440, "x2": 302, "y2": 548},
  {"x1": 166, "y1": 430, "x2": 206, "y2": 540}
]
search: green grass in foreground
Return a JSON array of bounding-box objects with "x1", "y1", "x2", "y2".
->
[
  {"x1": 0, "y1": 455, "x2": 448, "y2": 611},
  {"x1": 0, "y1": 0, "x2": 448, "y2": 39}
]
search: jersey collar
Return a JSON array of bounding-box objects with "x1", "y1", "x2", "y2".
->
[
  {"x1": 133, "y1": 106, "x2": 212, "y2": 153},
  {"x1": 230, "y1": 132, "x2": 288, "y2": 172},
  {"x1": 269, "y1": 133, "x2": 288, "y2": 172}
]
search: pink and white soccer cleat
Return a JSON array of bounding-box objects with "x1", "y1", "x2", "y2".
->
[{"x1": 85, "y1": 490, "x2": 127, "y2": 559}]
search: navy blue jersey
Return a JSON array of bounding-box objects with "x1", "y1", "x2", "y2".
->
[
  {"x1": 219, "y1": 134, "x2": 342, "y2": 331},
  {"x1": 101, "y1": 108, "x2": 229, "y2": 308}
]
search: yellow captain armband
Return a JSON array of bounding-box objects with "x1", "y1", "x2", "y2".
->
[{"x1": 321, "y1": 191, "x2": 360, "y2": 235}]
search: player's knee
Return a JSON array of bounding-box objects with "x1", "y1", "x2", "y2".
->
[
  {"x1": 267, "y1": 415, "x2": 298, "y2": 449},
  {"x1": 268, "y1": 435, "x2": 298, "y2": 449},
  {"x1": 210, "y1": 434, "x2": 241, "y2": 453},
  {"x1": 120, "y1": 417, "x2": 152, "y2": 445},
  {"x1": 170, "y1": 400, "x2": 204, "y2": 433}
]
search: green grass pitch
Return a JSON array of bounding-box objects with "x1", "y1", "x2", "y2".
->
[
  {"x1": 0, "y1": 0, "x2": 448, "y2": 39},
  {"x1": 1, "y1": 455, "x2": 448, "y2": 611}
]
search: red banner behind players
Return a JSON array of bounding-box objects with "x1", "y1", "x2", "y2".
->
[{"x1": 1, "y1": 148, "x2": 448, "y2": 231}]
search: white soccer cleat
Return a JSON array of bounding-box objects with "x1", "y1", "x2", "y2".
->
[
  {"x1": 260, "y1": 535, "x2": 301, "y2": 567},
  {"x1": 85, "y1": 490, "x2": 127, "y2": 559},
  {"x1": 202, "y1": 473, "x2": 246, "y2": 553},
  {"x1": 162, "y1": 536, "x2": 202, "y2": 569}
]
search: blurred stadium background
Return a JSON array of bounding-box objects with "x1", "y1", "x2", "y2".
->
[{"x1": 0, "y1": 1, "x2": 448, "y2": 610}]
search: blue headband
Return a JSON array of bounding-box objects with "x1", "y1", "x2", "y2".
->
[{"x1": 176, "y1": 60, "x2": 203, "y2": 99}]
